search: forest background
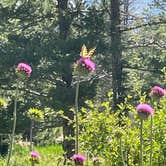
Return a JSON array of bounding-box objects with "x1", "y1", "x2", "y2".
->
[{"x1": 0, "y1": 0, "x2": 165, "y2": 163}]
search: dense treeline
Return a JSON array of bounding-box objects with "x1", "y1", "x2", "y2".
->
[{"x1": 0, "y1": 0, "x2": 165, "y2": 157}]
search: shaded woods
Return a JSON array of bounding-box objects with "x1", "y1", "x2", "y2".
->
[{"x1": 0, "y1": 0, "x2": 166, "y2": 165}]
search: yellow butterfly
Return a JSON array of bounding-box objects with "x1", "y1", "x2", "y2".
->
[{"x1": 80, "y1": 44, "x2": 96, "y2": 58}]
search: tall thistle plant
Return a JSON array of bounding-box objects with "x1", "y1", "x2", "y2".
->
[
  {"x1": 7, "y1": 63, "x2": 32, "y2": 166},
  {"x1": 27, "y1": 108, "x2": 43, "y2": 166},
  {"x1": 72, "y1": 44, "x2": 96, "y2": 165},
  {"x1": 149, "y1": 86, "x2": 165, "y2": 166},
  {"x1": 136, "y1": 104, "x2": 153, "y2": 166},
  {"x1": 27, "y1": 108, "x2": 44, "y2": 151}
]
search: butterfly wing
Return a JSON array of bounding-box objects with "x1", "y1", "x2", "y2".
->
[
  {"x1": 87, "y1": 46, "x2": 96, "y2": 58},
  {"x1": 81, "y1": 44, "x2": 88, "y2": 57}
]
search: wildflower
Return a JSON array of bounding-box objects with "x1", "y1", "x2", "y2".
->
[
  {"x1": 31, "y1": 151, "x2": 40, "y2": 158},
  {"x1": 0, "y1": 97, "x2": 7, "y2": 109},
  {"x1": 27, "y1": 108, "x2": 44, "y2": 122},
  {"x1": 30, "y1": 151, "x2": 40, "y2": 164},
  {"x1": 16, "y1": 62, "x2": 32, "y2": 77},
  {"x1": 150, "y1": 86, "x2": 165, "y2": 98},
  {"x1": 78, "y1": 58, "x2": 95, "y2": 71},
  {"x1": 136, "y1": 104, "x2": 153, "y2": 120},
  {"x1": 73, "y1": 45, "x2": 96, "y2": 76},
  {"x1": 72, "y1": 154, "x2": 86, "y2": 166},
  {"x1": 74, "y1": 58, "x2": 95, "y2": 76}
]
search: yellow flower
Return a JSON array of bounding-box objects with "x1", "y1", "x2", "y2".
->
[
  {"x1": 0, "y1": 97, "x2": 7, "y2": 109},
  {"x1": 27, "y1": 108, "x2": 44, "y2": 122}
]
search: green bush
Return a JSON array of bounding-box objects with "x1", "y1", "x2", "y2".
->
[{"x1": 79, "y1": 93, "x2": 166, "y2": 165}]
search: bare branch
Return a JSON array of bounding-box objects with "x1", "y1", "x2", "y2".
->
[
  {"x1": 0, "y1": 86, "x2": 48, "y2": 97},
  {"x1": 123, "y1": 40, "x2": 166, "y2": 49},
  {"x1": 120, "y1": 10, "x2": 148, "y2": 20},
  {"x1": 72, "y1": 70, "x2": 112, "y2": 86},
  {"x1": 121, "y1": 20, "x2": 166, "y2": 32},
  {"x1": 123, "y1": 66, "x2": 161, "y2": 74}
]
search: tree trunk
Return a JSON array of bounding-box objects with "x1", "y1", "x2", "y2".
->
[
  {"x1": 57, "y1": 0, "x2": 70, "y2": 40},
  {"x1": 57, "y1": 0, "x2": 75, "y2": 159},
  {"x1": 62, "y1": 106, "x2": 75, "y2": 159},
  {"x1": 110, "y1": 0, "x2": 123, "y2": 109}
]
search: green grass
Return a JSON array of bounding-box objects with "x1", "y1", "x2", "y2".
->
[
  {"x1": 0, "y1": 144, "x2": 65, "y2": 166},
  {"x1": 0, "y1": 144, "x2": 104, "y2": 165},
  {"x1": 35, "y1": 144, "x2": 63, "y2": 156}
]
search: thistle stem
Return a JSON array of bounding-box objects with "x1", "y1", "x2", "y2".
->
[
  {"x1": 30, "y1": 120, "x2": 34, "y2": 152},
  {"x1": 119, "y1": 137, "x2": 125, "y2": 166},
  {"x1": 29, "y1": 120, "x2": 35, "y2": 166},
  {"x1": 149, "y1": 116, "x2": 153, "y2": 166},
  {"x1": 7, "y1": 84, "x2": 18, "y2": 166},
  {"x1": 149, "y1": 98, "x2": 155, "y2": 166},
  {"x1": 140, "y1": 119, "x2": 143, "y2": 166},
  {"x1": 75, "y1": 76, "x2": 80, "y2": 154}
]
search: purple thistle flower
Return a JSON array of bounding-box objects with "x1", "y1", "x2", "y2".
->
[
  {"x1": 30, "y1": 151, "x2": 40, "y2": 159},
  {"x1": 150, "y1": 86, "x2": 165, "y2": 98},
  {"x1": 78, "y1": 57, "x2": 95, "y2": 71},
  {"x1": 136, "y1": 104, "x2": 153, "y2": 120},
  {"x1": 16, "y1": 63, "x2": 32, "y2": 77},
  {"x1": 72, "y1": 154, "x2": 86, "y2": 165}
]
